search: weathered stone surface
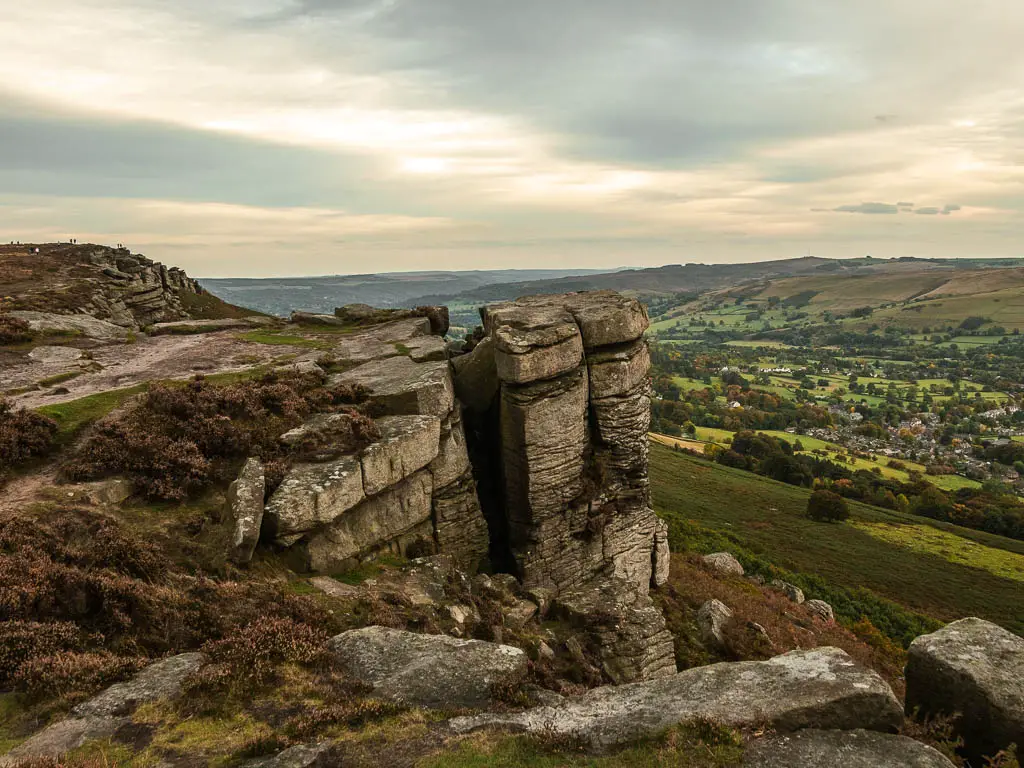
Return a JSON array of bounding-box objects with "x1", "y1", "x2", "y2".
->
[
  {"x1": 429, "y1": 411, "x2": 471, "y2": 489},
  {"x1": 704, "y1": 551, "x2": 745, "y2": 576},
  {"x1": 227, "y1": 457, "x2": 265, "y2": 564},
  {"x1": 905, "y1": 617, "x2": 1024, "y2": 760},
  {"x1": 587, "y1": 340, "x2": 651, "y2": 399},
  {"x1": 360, "y1": 415, "x2": 441, "y2": 496},
  {"x1": 332, "y1": 357, "x2": 454, "y2": 417},
  {"x1": 265, "y1": 456, "x2": 365, "y2": 546},
  {"x1": 743, "y1": 730, "x2": 956, "y2": 767},
  {"x1": 0, "y1": 653, "x2": 205, "y2": 766},
  {"x1": 291, "y1": 311, "x2": 350, "y2": 327},
  {"x1": 309, "y1": 576, "x2": 361, "y2": 599},
  {"x1": 83, "y1": 478, "x2": 133, "y2": 506},
  {"x1": 591, "y1": 384, "x2": 651, "y2": 491},
  {"x1": 149, "y1": 318, "x2": 253, "y2": 334},
  {"x1": 500, "y1": 368, "x2": 589, "y2": 587},
  {"x1": 242, "y1": 742, "x2": 334, "y2": 768},
  {"x1": 300, "y1": 471, "x2": 433, "y2": 571},
  {"x1": 563, "y1": 291, "x2": 649, "y2": 348},
  {"x1": 483, "y1": 301, "x2": 583, "y2": 384},
  {"x1": 433, "y1": 471, "x2": 489, "y2": 566},
  {"x1": 450, "y1": 647, "x2": 902, "y2": 752},
  {"x1": 806, "y1": 599, "x2": 835, "y2": 623},
  {"x1": 772, "y1": 580, "x2": 805, "y2": 604},
  {"x1": 279, "y1": 413, "x2": 351, "y2": 447},
  {"x1": 698, "y1": 599, "x2": 733, "y2": 650},
  {"x1": 11, "y1": 310, "x2": 131, "y2": 340},
  {"x1": 451, "y1": 336, "x2": 499, "y2": 413},
  {"x1": 554, "y1": 577, "x2": 677, "y2": 684},
  {"x1": 328, "y1": 626, "x2": 527, "y2": 709},
  {"x1": 403, "y1": 335, "x2": 448, "y2": 362},
  {"x1": 652, "y1": 518, "x2": 671, "y2": 587},
  {"x1": 27, "y1": 345, "x2": 85, "y2": 363}
]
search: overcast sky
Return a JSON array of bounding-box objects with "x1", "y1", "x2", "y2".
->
[{"x1": 1, "y1": 1, "x2": 1022, "y2": 277}]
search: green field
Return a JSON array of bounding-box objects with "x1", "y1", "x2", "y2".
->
[{"x1": 650, "y1": 442, "x2": 1024, "y2": 635}]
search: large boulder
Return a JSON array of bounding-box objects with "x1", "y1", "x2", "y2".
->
[
  {"x1": 450, "y1": 647, "x2": 902, "y2": 751},
  {"x1": 227, "y1": 457, "x2": 265, "y2": 564},
  {"x1": 300, "y1": 471, "x2": 434, "y2": 571},
  {"x1": 0, "y1": 653, "x2": 205, "y2": 766},
  {"x1": 905, "y1": 617, "x2": 1024, "y2": 760},
  {"x1": 327, "y1": 626, "x2": 527, "y2": 709},
  {"x1": 451, "y1": 336, "x2": 499, "y2": 413},
  {"x1": 703, "y1": 551, "x2": 745, "y2": 577},
  {"x1": 264, "y1": 456, "x2": 365, "y2": 546},
  {"x1": 482, "y1": 301, "x2": 583, "y2": 385},
  {"x1": 10, "y1": 310, "x2": 131, "y2": 341},
  {"x1": 359, "y1": 415, "x2": 440, "y2": 496},
  {"x1": 743, "y1": 730, "x2": 956, "y2": 767},
  {"x1": 331, "y1": 357, "x2": 454, "y2": 417}
]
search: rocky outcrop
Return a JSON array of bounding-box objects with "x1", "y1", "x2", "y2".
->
[
  {"x1": 10, "y1": 310, "x2": 132, "y2": 341},
  {"x1": 0, "y1": 653, "x2": 205, "y2": 766},
  {"x1": 450, "y1": 647, "x2": 902, "y2": 752},
  {"x1": 743, "y1": 730, "x2": 956, "y2": 767},
  {"x1": 806, "y1": 599, "x2": 835, "y2": 623},
  {"x1": 328, "y1": 626, "x2": 527, "y2": 709},
  {"x1": 262, "y1": 313, "x2": 488, "y2": 570},
  {"x1": 905, "y1": 617, "x2": 1024, "y2": 760}
]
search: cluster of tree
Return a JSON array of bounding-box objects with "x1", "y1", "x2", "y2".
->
[{"x1": 709, "y1": 430, "x2": 1024, "y2": 540}]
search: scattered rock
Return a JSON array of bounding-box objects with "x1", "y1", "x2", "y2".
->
[
  {"x1": 743, "y1": 729, "x2": 956, "y2": 767},
  {"x1": 771, "y1": 580, "x2": 805, "y2": 604},
  {"x1": 806, "y1": 599, "x2": 834, "y2": 623},
  {"x1": 242, "y1": 742, "x2": 335, "y2": 768},
  {"x1": 309, "y1": 576, "x2": 361, "y2": 599},
  {"x1": 703, "y1": 552, "x2": 744, "y2": 577},
  {"x1": 84, "y1": 478, "x2": 133, "y2": 506},
  {"x1": 327, "y1": 626, "x2": 527, "y2": 709},
  {"x1": 27, "y1": 345, "x2": 85, "y2": 363},
  {"x1": 227, "y1": 457, "x2": 265, "y2": 564},
  {"x1": 503, "y1": 597, "x2": 539, "y2": 628},
  {"x1": 450, "y1": 647, "x2": 902, "y2": 752},
  {"x1": 0, "y1": 653, "x2": 205, "y2": 766},
  {"x1": 697, "y1": 599, "x2": 733, "y2": 650},
  {"x1": 905, "y1": 617, "x2": 1024, "y2": 760}
]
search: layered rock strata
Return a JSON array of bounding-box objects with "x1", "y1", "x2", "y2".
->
[
  {"x1": 455, "y1": 290, "x2": 674, "y2": 682},
  {"x1": 262, "y1": 316, "x2": 489, "y2": 570}
]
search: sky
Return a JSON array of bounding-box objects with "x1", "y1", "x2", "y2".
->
[{"x1": 1, "y1": 0, "x2": 1022, "y2": 277}]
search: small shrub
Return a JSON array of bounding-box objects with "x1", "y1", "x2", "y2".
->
[
  {"x1": 0, "y1": 314, "x2": 32, "y2": 345},
  {"x1": 198, "y1": 616, "x2": 329, "y2": 687},
  {"x1": 806, "y1": 489, "x2": 850, "y2": 522},
  {"x1": 0, "y1": 399, "x2": 57, "y2": 475},
  {"x1": 12, "y1": 651, "x2": 144, "y2": 702}
]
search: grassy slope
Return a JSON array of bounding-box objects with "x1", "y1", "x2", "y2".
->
[{"x1": 650, "y1": 442, "x2": 1024, "y2": 635}]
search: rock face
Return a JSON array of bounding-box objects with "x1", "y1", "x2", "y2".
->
[
  {"x1": 264, "y1": 314, "x2": 489, "y2": 570},
  {"x1": 227, "y1": 458, "x2": 265, "y2": 564},
  {"x1": 0, "y1": 653, "x2": 205, "y2": 766},
  {"x1": 450, "y1": 291, "x2": 672, "y2": 683},
  {"x1": 328, "y1": 626, "x2": 527, "y2": 709},
  {"x1": 743, "y1": 730, "x2": 956, "y2": 767},
  {"x1": 905, "y1": 617, "x2": 1024, "y2": 760},
  {"x1": 450, "y1": 647, "x2": 902, "y2": 752}
]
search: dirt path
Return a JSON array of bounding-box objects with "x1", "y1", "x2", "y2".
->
[
  {"x1": 0, "y1": 464, "x2": 60, "y2": 514},
  {"x1": 5, "y1": 332, "x2": 316, "y2": 410}
]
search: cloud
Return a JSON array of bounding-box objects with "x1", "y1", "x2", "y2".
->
[{"x1": 832, "y1": 203, "x2": 899, "y2": 214}]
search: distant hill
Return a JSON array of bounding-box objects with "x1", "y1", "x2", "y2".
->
[{"x1": 200, "y1": 268, "x2": 614, "y2": 316}]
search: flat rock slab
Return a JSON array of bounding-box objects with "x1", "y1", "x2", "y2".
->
[
  {"x1": 360, "y1": 415, "x2": 441, "y2": 496},
  {"x1": 331, "y1": 357, "x2": 454, "y2": 417},
  {"x1": 449, "y1": 647, "x2": 902, "y2": 751},
  {"x1": 149, "y1": 318, "x2": 253, "y2": 333},
  {"x1": 242, "y1": 742, "x2": 334, "y2": 768},
  {"x1": 11, "y1": 310, "x2": 131, "y2": 340},
  {"x1": 328, "y1": 626, "x2": 527, "y2": 709},
  {"x1": 905, "y1": 617, "x2": 1024, "y2": 760},
  {"x1": 0, "y1": 653, "x2": 205, "y2": 766},
  {"x1": 743, "y1": 730, "x2": 955, "y2": 767},
  {"x1": 27, "y1": 345, "x2": 86, "y2": 363},
  {"x1": 265, "y1": 455, "x2": 365, "y2": 545}
]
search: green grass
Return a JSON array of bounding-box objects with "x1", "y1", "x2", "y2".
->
[
  {"x1": 650, "y1": 442, "x2": 1024, "y2": 635},
  {"x1": 37, "y1": 370, "x2": 84, "y2": 387},
  {"x1": 36, "y1": 385, "x2": 149, "y2": 444}
]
